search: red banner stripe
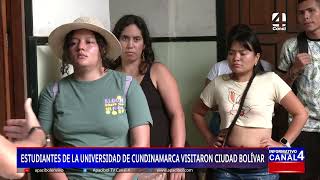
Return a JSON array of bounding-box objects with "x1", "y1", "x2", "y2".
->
[{"x1": 268, "y1": 162, "x2": 304, "y2": 173}]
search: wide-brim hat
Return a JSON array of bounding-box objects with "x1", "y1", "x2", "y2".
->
[{"x1": 48, "y1": 17, "x2": 121, "y2": 61}]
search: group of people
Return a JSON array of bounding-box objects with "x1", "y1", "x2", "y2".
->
[
  {"x1": 0, "y1": 0, "x2": 319, "y2": 179},
  {"x1": 2, "y1": 15, "x2": 185, "y2": 180}
]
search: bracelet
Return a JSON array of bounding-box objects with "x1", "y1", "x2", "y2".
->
[{"x1": 28, "y1": 126, "x2": 44, "y2": 136}]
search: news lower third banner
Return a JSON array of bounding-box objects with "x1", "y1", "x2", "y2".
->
[
  {"x1": 268, "y1": 148, "x2": 305, "y2": 173},
  {"x1": 16, "y1": 147, "x2": 304, "y2": 173}
]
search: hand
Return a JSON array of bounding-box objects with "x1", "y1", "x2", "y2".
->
[
  {"x1": 4, "y1": 98, "x2": 39, "y2": 140},
  {"x1": 113, "y1": 172, "x2": 135, "y2": 180},
  {"x1": 213, "y1": 129, "x2": 228, "y2": 147},
  {"x1": 260, "y1": 137, "x2": 283, "y2": 148},
  {"x1": 291, "y1": 53, "x2": 311, "y2": 75},
  {"x1": 205, "y1": 134, "x2": 215, "y2": 147},
  {"x1": 169, "y1": 170, "x2": 185, "y2": 180},
  {"x1": 24, "y1": 98, "x2": 40, "y2": 127}
]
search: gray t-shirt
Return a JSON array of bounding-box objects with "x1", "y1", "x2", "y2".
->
[{"x1": 38, "y1": 70, "x2": 152, "y2": 179}]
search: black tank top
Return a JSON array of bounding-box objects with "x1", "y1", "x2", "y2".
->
[{"x1": 140, "y1": 64, "x2": 171, "y2": 147}]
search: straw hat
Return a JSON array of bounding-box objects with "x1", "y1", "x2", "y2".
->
[{"x1": 48, "y1": 17, "x2": 121, "y2": 61}]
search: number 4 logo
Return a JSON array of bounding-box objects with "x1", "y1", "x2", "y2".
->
[
  {"x1": 297, "y1": 150, "x2": 305, "y2": 161},
  {"x1": 272, "y1": 12, "x2": 286, "y2": 31}
]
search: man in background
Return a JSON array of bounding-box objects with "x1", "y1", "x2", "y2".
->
[{"x1": 278, "y1": 0, "x2": 320, "y2": 179}]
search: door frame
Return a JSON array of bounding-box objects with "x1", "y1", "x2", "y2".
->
[
  {"x1": 216, "y1": 0, "x2": 227, "y2": 62},
  {"x1": 0, "y1": 0, "x2": 26, "y2": 131}
]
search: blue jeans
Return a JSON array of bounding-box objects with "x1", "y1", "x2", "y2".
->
[{"x1": 212, "y1": 168, "x2": 279, "y2": 180}]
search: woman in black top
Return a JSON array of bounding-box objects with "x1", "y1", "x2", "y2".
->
[{"x1": 112, "y1": 14, "x2": 186, "y2": 179}]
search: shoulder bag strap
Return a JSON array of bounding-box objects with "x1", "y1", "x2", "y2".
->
[
  {"x1": 124, "y1": 75, "x2": 133, "y2": 103},
  {"x1": 297, "y1": 32, "x2": 308, "y2": 54},
  {"x1": 222, "y1": 73, "x2": 256, "y2": 147}
]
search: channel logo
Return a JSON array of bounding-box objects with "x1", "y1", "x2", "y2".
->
[
  {"x1": 268, "y1": 148, "x2": 305, "y2": 173},
  {"x1": 272, "y1": 12, "x2": 286, "y2": 31}
]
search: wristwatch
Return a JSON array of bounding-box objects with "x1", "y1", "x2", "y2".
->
[{"x1": 280, "y1": 137, "x2": 291, "y2": 147}]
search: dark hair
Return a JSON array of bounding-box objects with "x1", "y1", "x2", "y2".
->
[
  {"x1": 61, "y1": 30, "x2": 112, "y2": 75},
  {"x1": 222, "y1": 26, "x2": 263, "y2": 144},
  {"x1": 227, "y1": 26, "x2": 265, "y2": 75},
  {"x1": 112, "y1": 14, "x2": 155, "y2": 74},
  {"x1": 227, "y1": 24, "x2": 251, "y2": 45}
]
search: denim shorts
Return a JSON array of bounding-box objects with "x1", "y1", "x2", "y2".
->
[{"x1": 211, "y1": 168, "x2": 279, "y2": 180}]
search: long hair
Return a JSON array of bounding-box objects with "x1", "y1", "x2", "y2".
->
[
  {"x1": 61, "y1": 30, "x2": 112, "y2": 75},
  {"x1": 112, "y1": 14, "x2": 155, "y2": 74},
  {"x1": 227, "y1": 29, "x2": 265, "y2": 75}
]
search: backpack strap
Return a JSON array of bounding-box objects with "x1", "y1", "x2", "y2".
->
[
  {"x1": 297, "y1": 32, "x2": 308, "y2": 53},
  {"x1": 291, "y1": 32, "x2": 308, "y2": 94},
  {"x1": 52, "y1": 81, "x2": 59, "y2": 98},
  {"x1": 124, "y1": 75, "x2": 133, "y2": 98}
]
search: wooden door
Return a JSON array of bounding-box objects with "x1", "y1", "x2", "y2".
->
[
  {"x1": 224, "y1": 0, "x2": 300, "y2": 67},
  {"x1": 223, "y1": 0, "x2": 301, "y2": 141},
  {"x1": 0, "y1": 0, "x2": 27, "y2": 179},
  {"x1": 0, "y1": 0, "x2": 10, "y2": 135},
  {"x1": 0, "y1": 0, "x2": 26, "y2": 132}
]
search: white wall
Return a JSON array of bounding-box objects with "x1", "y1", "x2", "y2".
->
[
  {"x1": 32, "y1": 0, "x2": 111, "y2": 36},
  {"x1": 33, "y1": 0, "x2": 110, "y2": 93},
  {"x1": 153, "y1": 42, "x2": 217, "y2": 146},
  {"x1": 36, "y1": 46, "x2": 60, "y2": 93},
  {"x1": 110, "y1": 0, "x2": 216, "y2": 37}
]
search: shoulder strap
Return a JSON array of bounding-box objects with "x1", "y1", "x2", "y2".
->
[
  {"x1": 291, "y1": 32, "x2": 307, "y2": 94},
  {"x1": 146, "y1": 64, "x2": 152, "y2": 75},
  {"x1": 222, "y1": 73, "x2": 256, "y2": 147},
  {"x1": 52, "y1": 81, "x2": 59, "y2": 98},
  {"x1": 297, "y1": 32, "x2": 308, "y2": 53},
  {"x1": 143, "y1": 64, "x2": 152, "y2": 80},
  {"x1": 124, "y1": 75, "x2": 133, "y2": 97}
]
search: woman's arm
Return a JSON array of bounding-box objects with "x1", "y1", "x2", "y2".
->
[
  {"x1": 130, "y1": 125, "x2": 150, "y2": 147},
  {"x1": 279, "y1": 91, "x2": 308, "y2": 144},
  {"x1": 261, "y1": 91, "x2": 308, "y2": 147},
  {"x1": 192, "y1": 99, "x2": 216, "y2": 146},
  {"x1": 192, "y1": 99, "x2": 212, "y2": 144},
  {"x1": 113, "y1": 125, "x2": 150, "y2": 180},
  {"x1": 153, "y1": 63, "x2": 187, "y2": 180},
  {"x1": 152, "y1": 63, "x2": 186, "y2": 147},
  {"x1": 192, "y1": 99, "x2": 227, "y2": 147}
]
